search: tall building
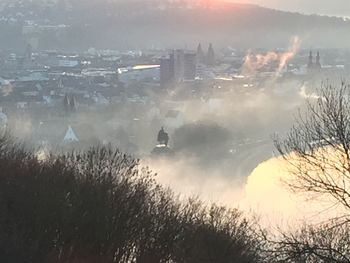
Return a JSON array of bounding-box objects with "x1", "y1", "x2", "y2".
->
[
  {"x1": 207, "y1": 43, "x2": 215, "y2": 66},
  {"x1": 159, "y1": 49, "x2": 197, "y2": 88},
  {"x1": 26, "y1": 43, "x2": 33, "y2": 61},
  {"x1": 173, "y1": 49, "x2": 185, "y2": 82},
  {"x1": 160, "y1": 55, "x2": 175, "y2": 89},
  {"x1": 184, "y1": 52, "x2": 197, "y2": 80}
]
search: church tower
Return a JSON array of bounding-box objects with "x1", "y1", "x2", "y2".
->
[
  {"x1": 315, "y1": 51, "x2": 321, "y2": 71},
  {"x1": 207, "y1": 43, "x2": 215, "y2": 66},
  {"x1": 307, "y1": 51, "x2": 313, "y2": 69},
  {"x1": 196, "y1": 43, "x2": 205, "y2": 64}
]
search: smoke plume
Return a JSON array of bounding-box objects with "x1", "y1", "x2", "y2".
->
[{"x1": 241, "y1": 36, "x2": 301, "y2": 77}]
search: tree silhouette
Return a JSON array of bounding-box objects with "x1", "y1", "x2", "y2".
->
[
  {"x1": 0, "y1": 135, "x2": 266, "y2": 263},
  {"x1": 274, "y1": 82, "x2": 350, "y2": 262}
]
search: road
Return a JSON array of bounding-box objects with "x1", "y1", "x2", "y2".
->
[{"x1": 228, "y1": 139, "x2": 275, "y2": 179}]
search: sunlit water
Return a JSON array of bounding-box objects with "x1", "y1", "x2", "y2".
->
[{"x1": 149, "y1": 153, "x2": 346, "y2": 228}]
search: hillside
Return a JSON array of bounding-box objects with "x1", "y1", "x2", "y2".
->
[{"x1": 0, "y1": 0, "x2": 349, "y2": 50}]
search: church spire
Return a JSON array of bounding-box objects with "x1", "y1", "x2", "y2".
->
[
  {"x1": 207, "y1": 43, "x2": 215, "y2": 66},
  {"x1": 315, "y1": 51, "x2": 321, "y2": 70},
  {"x1": 308, "y1": 50, "x2": 313, "y2": 69},
  {"x1": 197, "y1": 43, "x2": 205, "y2": 64}
]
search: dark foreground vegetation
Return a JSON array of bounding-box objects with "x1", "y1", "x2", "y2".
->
[
  {"x1": 2, "y1": 84, "x2": 350, "y2": 263},
  {"x1": 0, "y1": 135, "x2": 265, "y2": 263}
]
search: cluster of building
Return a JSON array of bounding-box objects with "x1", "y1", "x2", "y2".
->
[
  {"x1": 0, "y1": 50, "x2": 120, "y2": 111},
  {"x1": 1, "y1": 40, "x2": 350, "y2": 152},
  {"x1": 159, "y1": 43, "x2": 216, "y2": 89}
]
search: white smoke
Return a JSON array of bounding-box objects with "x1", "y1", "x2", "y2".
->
[
  {"x1": 241, "y1": 36, "x2": 301, "y2": 77},
  {"x1": 299, "y1": 84, "x2": 322, "y2": 100}
]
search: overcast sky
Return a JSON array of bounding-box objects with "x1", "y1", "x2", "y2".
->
[{"x1": 233, "y1": 0, "x2": 350, "y2": 17}]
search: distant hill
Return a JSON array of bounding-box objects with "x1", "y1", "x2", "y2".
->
[{"x1": 1, "y1": 0, "x2": 350, "y2": 51}]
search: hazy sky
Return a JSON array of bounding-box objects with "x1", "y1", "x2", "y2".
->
[{"x1": 234, "y1": 0, "x2": 350, "y2": 17}]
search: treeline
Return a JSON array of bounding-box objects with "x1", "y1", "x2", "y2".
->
[
  {"x1": 0, "y1": 137, "x2": 349, "y2": 263},
  {"x1": 0, "y1": 135, "x2": 265, "y2": 263}
]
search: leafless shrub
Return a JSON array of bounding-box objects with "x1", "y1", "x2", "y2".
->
[
  {"x1": 0, "y1": 135, "x2": 265, "y2": 263},
  {"x1": 273, "y1": 82, "x2": 350, "y2": 262}
]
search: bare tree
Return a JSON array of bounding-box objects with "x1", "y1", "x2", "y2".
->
[
  {"x1": 275, "y1": 82, "x2": 350, "y2": 216},
  {"x1": 0, "y1": 136, "x2": 266, "y2": 263},
  {"x1": 273, "y1": 82, "x2": 350, "y2": 262},
  {"x1": 269, "y1": 222, "x2": 350, "y2": 263},
  {"x1": 173, "y1": 200, "x2": 266, "y2": 263}
]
